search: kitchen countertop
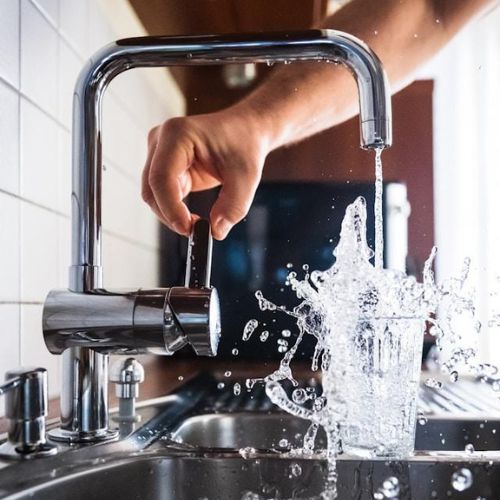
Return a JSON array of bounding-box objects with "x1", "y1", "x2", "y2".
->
[{"x1": 0, "y1": 357, "x2": 315, "y2": 434}]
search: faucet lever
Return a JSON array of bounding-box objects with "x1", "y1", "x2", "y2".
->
[{"x1": 185, "y1": 219, "x2": 213, "y2": 288}]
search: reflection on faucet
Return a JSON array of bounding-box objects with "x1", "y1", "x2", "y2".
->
[{"x1": 42, "y1": 29, "x2": 392, "y2": 443}]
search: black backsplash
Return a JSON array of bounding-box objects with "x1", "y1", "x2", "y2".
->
[{"x1": 160, "y1": 181, "x2": 380, "y2": 360}]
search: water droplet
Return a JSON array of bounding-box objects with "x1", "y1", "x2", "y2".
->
[
  {"x1": 233, "y1": 383, "x2": 241, "y2": 396},
  {"x1": 224, "y1": 370, "x2": 231, "y2": 377},
  {"x1": 289, "y1": 462, "x2": 302, "y2": 477},
  {"x1": 278, "y1": 438, "x2": 289, "y2": 448},
  {"x1": 259, "y1": 330, "x2": 269, "y2": 342},
  {"x1": 374, "y1": 476, "x2": 400, "y2": 498},
  {"x1": 232, "y1": 348, "x2": 239, "y2": 355},
  {"x1": 177, "y1": 375, "x2": 184, "y2": 381},
  {"x1": 465, "y1": 443, "x2": 475, "y2": 454},
  {"x1": 286, "y1": 263, "x2": 293, "y2": 269},
  {"x1": 217, "y1": 382, "x2": 225, "y2": 390},
  {"x1": 373, "y1": 30, "x2": 379, "y2": 35},
  {"x1": 239, "y1": 447, "x2": 257, "y2": 459},
  {"x1": 492, "y1": 381, "x2": 500, "y2": 392},
  {"x1": 449, "y1": 371, "x2": 458, "y2": 382},
  {"x1": 425, "y1": 378, "x2": 443, "y2": 389},
  {"x1": 451, "y1": 468, "x2": 473, "y2": 491},
  {"x1": 417, "y1": 412, "x2": 428, "y2": 425},
  {"x1": 242, "y1": 319, "x2": 258, "y2": 341},
  {"x1": 282, "y1": 329, "x2": 291, "y2": 338},
  {"x1": 292, "y1": 388, "x2": 307, "y2": 404},
  {"x1": 245, "y1": 378, "x2": 257, "y2": 390}
]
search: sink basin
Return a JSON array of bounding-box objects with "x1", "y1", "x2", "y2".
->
[
  {"x1": 6, "y1": 449, "x2": 500, "y2": 500},
  {"x1": 173, "y1": 412, "x2": 500, "y2": 452},
  {"x1": 2, "y1": 374, "x2": 500, "y2": 499}
]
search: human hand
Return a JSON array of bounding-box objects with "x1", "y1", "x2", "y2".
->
[{"x1": 142, "y1": 107, "x2": 272, "y2": 240}]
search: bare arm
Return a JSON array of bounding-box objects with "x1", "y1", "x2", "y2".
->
[
  {"x1": 142, "y1": 0, "x2": 497, "y2": 240},
  {"x1": 234, "y1": 0, "x2": 497, "y2": 149}
]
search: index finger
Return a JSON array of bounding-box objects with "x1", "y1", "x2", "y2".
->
[{"x1": 148, "y1": 131, "x2": 194, "y2": 236}]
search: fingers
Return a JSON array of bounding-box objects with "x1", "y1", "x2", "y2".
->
[
  {"x1": 142, "y1": 121, "x2": 194, "y2": 236},
  {"x1": 210, "y1": 163, "x2": 262, "y2": 240}
]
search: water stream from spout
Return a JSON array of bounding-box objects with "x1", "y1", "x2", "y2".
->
[{"x1": 374, "y1": 148, "x2": 384, "y2": 269}]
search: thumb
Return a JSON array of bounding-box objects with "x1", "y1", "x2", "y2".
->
[{"x1": 210, "y1": 164, "x2": 261, "y2": 240}]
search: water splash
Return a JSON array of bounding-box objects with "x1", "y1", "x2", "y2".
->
[{"x1": 245, "y1": 193, "x2": 483, "y2": 498}]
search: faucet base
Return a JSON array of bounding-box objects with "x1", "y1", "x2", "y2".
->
[
  {"x1": 0, "y1": 441, "x2": 58, "y2": 460},
  {"x1": 48, "y1": 427, "x2": 119, "y2": 444}
]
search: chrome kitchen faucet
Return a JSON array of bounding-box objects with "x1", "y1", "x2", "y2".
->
[{"x1": 42, "y1": 30, "x2": 392, "y2": 443}]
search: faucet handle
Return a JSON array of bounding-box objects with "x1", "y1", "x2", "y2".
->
[
  {"x1": 168, "y1": 218, "x2": 221, "y2": 357},
  {"x1": 185, "y1": 218, "x2": 213, "y2": 288}
]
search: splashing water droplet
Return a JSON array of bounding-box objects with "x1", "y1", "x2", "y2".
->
[
  {"x1": 425, "y1": 378, "x2": 443, "y2": 389},
  {"x1": 245, "y1": 378, "x2": 257, "y2": 390},
  {"x1": 292, "y1": 388, "x2": 308, "y2": 404},
  {"x1": 451, "y1": 468, "x2": 473, "y2": 491},
  {"x1": 239, "y1": 447, "x2": 257, "y2": 459},
  {"x1": 242, "y1": 319, "x2": 258, "y2": 341},
  {"x1": 418, "y1": 412, "x2": 428, "y2": 425},
  {"x1": 374, "y1": 476, "x2": 400, "y2": 499},
  {"x1": 278, "y1": 438, "x2": 289, "y2": 448},
  {"x1": 465, "y1": 443, "x2": 475, "y2": 454},
  {"x1": 289, "y1": 462, "x2": 302, "y2": 477}
]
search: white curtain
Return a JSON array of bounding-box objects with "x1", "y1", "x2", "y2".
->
[{"x1": 418, "y1": 7, "x2": 500, "y2": 364}]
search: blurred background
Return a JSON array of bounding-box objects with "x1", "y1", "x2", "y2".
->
[{"x1": 0, "y1": 0, "x2": 499, "y2": 411}]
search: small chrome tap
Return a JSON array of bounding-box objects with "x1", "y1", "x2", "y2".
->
[{"x1": 42, "y1": 29, "x2": 392, "y2": 443}]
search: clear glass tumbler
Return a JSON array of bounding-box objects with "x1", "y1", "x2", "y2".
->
[{"x1": 322, "y1": 317, "x2": 425, "y2": 457}]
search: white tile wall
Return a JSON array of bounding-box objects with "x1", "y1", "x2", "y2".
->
[
  {"x1": 0, "y1": 0, "x2": 185, "y2": 413},
  {"x1": 20, "y1": 1, "x2": 59, "y2": 115},
  {"x1": 0, "y1": 193, "x2": 20, "y2": 302},
  {"x1": 0, "y1": 81, "x2": 20, "y2": 194},
  {"x1": 0, "y1": 1, "x2": 20, "y2": 88},
  {"x1": 0, "y1": 306, "x2": 21, "y2": 415},
  {"x1": 20, "y1": 97, "x2": 59, "y2": 210}
]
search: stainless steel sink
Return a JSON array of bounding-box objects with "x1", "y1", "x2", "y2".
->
[
  {"x1": 172, "y1": 412, "x2": 500, "y2": 452},
  {"x1": 6, "y1": 448, "x2": 500, "y2": 500},
  {"x1": 1, "y1": 374, "x2": 500, "y2": 500}
]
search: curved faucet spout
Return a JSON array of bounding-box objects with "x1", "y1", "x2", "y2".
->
[{"x1": 71, "y1": 29, "x2": 391, "y2": 291}]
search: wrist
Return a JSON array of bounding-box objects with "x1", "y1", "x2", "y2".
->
[{"x1": 226, "y1": 97, "x2": 285, "y2": 153}]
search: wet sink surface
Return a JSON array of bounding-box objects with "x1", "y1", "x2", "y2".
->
[
  {"x1": 172, "y1": 412, "x2": 500, "y2": 452},
  {"x1": 8, "y1": 452, "x2": 500, "y2": 500},
  {"x1": 3, "y1": 375, "x2": 500, "y2": 499}
]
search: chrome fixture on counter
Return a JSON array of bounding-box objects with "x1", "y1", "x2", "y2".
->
[
  {"x1": 42, "y1": 29, "x2": 392, "y2": 443},
  {"x1": 110, "y1": 358, "x2": 144, "y2": 422},
  {"x1": 0, "y1": 368, "x2": 57, "y2": 459}
]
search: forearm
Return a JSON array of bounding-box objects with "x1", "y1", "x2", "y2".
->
[{"x1": 233, "y1": 0, "x2": 498, "y2": 150}]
